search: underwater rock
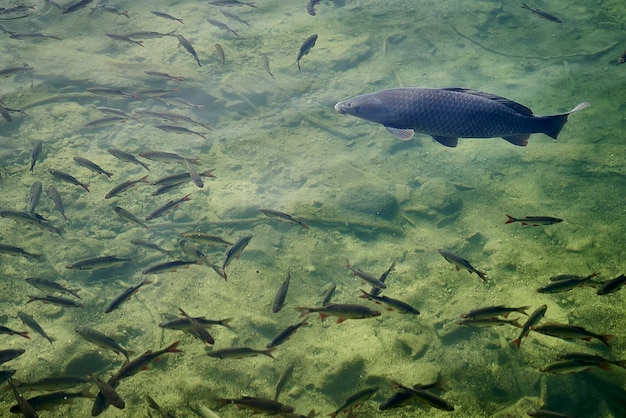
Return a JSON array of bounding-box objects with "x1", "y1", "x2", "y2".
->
[
  {"x1": 338, "y1": 184, "x2": 398, "y2": 219},
  {"x1": 319, "y1": 355, "x2": 366, "y2": 397},
  {"x1": 413, "y1": 178, "x2": 463, "y2": 215}
]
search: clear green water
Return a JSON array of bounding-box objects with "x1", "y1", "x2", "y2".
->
[{"x1": 1, "y1": 0, "x2": 625, "y2": 417}]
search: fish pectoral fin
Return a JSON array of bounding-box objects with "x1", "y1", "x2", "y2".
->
[
  {"x1": 432, "y1": 136, "x2": 459, "y2": 147},
  {"x1": 384, "y1": 126, "x2": 414, "y2": 141},
  {"x1": 502, "y1": 135, "x2": 530, "y2": 146}
]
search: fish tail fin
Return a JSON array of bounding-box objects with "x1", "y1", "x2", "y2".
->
[
  {"x1": 542, "y1": 102, "x2": 590, "y2": 140},
  {"x1": 19, "y1": 331, "x2": 30, "y2": 339},
  {"x1": 599, "y1": 334, "x2": 615, "y2": 347},
  {"x1": 613, "y1": 360, "x2": 626, "y2": 369},
  {"x1": 264, "y1": 347, "x2": 277, "y2": 359},
  {"x1": 165, "y1": 341, "x2": 182, "y2": 353},
  {"x1": 509, "y1": 338, "x2": 521, "y2": 350}
]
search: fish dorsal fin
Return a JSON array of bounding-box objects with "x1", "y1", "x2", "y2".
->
[
  {"x1": 442, "y1": 87, "x2": 534, "y2": 116},
  {"x1": 385, "y1": 126, "x2": 414, "y2": 141},
  {"x1": 432, "y1": 135, "x2": 459, "y2": 147}
]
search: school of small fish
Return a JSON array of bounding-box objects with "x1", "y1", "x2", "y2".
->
[{"x1": 0, "y1": 1, "x2": 624, "y2": 418}]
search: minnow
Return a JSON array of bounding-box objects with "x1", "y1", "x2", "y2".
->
[
  {"x1": 0, "y1": 62, "x2": 33, "y2": 77},
  {"x1": 0, "y1": 325, "x2": 29, "y2": 339},
  {"x1": 359, "y1": 290, "x2": 420, "y2": 314},
  {"x1": 345, "y1": 259, "x2": 387, "y2": 289},
  {"x1": 141, "y1": 260, "x2": 197, "y2": 275},
  {"x1": 532, "y1": 323, "x2": 614, "y2": 347},
  {"x1": 107, "y1": 148, "x2": 150, "y2": 171},
  {"x1": 176, "y1": 34, "x2": 201, "y2": 67},
  {"x1": 25, "y1": 277, "x2": 81, "y2": 299},
  {"x1": 145, "y1": 194, "x2": 191, "y2": 221},
  {"x1": 18, "y1": 311, "x2": 54, "y2": 343},
  {"x1": 27, "y1": 295, "x2": 83, "y2": 308},
  {"x1": 106, "y1": 33, "x2": 144, "y2": 47},
  {"x1": 86, "y1": 87, "x2": 137, "y2": 99},
  {"x1": 65, "y1": 255, "x2": 134, "y2": 270},
  {"x1": 509, "y1": 304, "x2": 547, "y2": 350},
  {"x1": 505, "y1": 214, "x2": 563, "y2": 226},
  {"x1": 266, "y1": 319, "x2": 307, "y2": 348},
  {"x1": 157, "y1": 94, "x2": 205, "y2": 110},
  {"x1": 306, "y1": 0, "x2": 320, "y2": 16},
  {"x1": 456, "y1": 317, "x2": 522, "y2": 327},
  {"x1": 221, "y1": 10, "x2": 250, "y2": 26},
  {"x1": 48, "y1": 169, "x2": 89, "y2": 192},
  {"x1": 131, "y1": 239, "x2": 169, "y2": 255},
  {"x1": 73, "y1": 156, "x2": 113, "y2": 178},
  {"x1": 138, "y1": 150, "x2": 200, "y2": 164},
  {"x1": 389, "y1": 381, "x2": 454, "y2": 411},
  {"x1": 61, "y1": 0, "x2": 94, "y2": 14},
  {"x1": 105, "y1": 278, "x2": 152, "y2": 313},
  {"x1": 274, "y1": 364, "x2": 295, "y2": 401},
  {"x1": 155, "y1": 124, "x2": 207, "y2": 139},
  {"x1": 438, "y1": 249, "x2": 487, "y2": 281},
  {"x1": 272, "y1": 268, "x2": 291, "y2": 313},
  {"x1": 110, "y1": 341, "x2": 181, "y2": 382},
  {"x1": 215, "y1": 43, "x2": 225, "y2": 64},
  {"x1": 0, "y1": 243, "x2": 44, "y2": 261},
  {"x1": 137, "y1": 110, "x2": 210, "y2": 129},
  {"x1": 460, "y1": 305, "x2": 529, "y2": 320},
  {"x1": 207, "y1": 18, "x2": 239, "y2": 37},
  {"x1": 214, "y1": 397, "x2": 293, "y2": 416},
  {"x1": 28, "y1": 141, "x2": 43, "y2": 172},
  {"x1": 521, "y1": 3, "x2": 563, "y2": 23},
  {"x1": 125, "y1": 31, "x2": 177, "y2": 39},
  {"x1": 181, "y1": 232, "x2": 232, "y2": 247},
  {"x1": 86, "y1": 371, "x2": 125, "y2": 410},
  {"x1": 259, "y1": 208, "x2": 308, "y2": 229},
  {"x1": 114, "y1": 206, "x2": 149, "y2": 230},
  {"x1": 151, "y1": 10, "x2": 184, "y2": 24},
  {"x1": 105, "y1": 175, "x2": 148, "y2": 199},
  {"x1": 218, "y1": 234, "x2": 253, "y2": 280},
  {"x1": 9, "y1": 32, "x2": 62, "y2": 41},
  {"x1": 178, "y1": 308, "x2": 214, "y2": 345},
  {"x1": 369, "y1": 261, "x2": 396, "y2": 297},
  {"x1": 90, "y1": 3, "x2": 129, "y2": 18},
  {"x1": 144, "y1": 70, "x2": 184, "y2": 82},
  {"x1": 159, "y1": 315, "x2": 232, "y2": 332},
  {"x1": 28, "y1": 181, "x2": 42, "y2": 215},
  {"x1": 207, "y1": 347, "x2": 276, "y2": 360},
  {"x1": 47, "y1": 185, "x2": 70, "y2": 224},
  {"x1": 134, "y1": 89, "x2": 179, "y2": 99},
  {"x1": 75, "y1": 327, "x2": 130, "y2": 360},
  {"x1": 151, "y1": 182, "x2": 186, "y2": 196},
  {"x1": 296, "y1": 34, "x2": 318, "y2": 69},
  {"x1": 295, "y1": 303, "x2": 381, "y2": 323},
  {"x1": 0, "y1": 209, "x2": 64, "y2": 238},
  {"x1": 260, "y1": 53, "x2": 275, "y2": 79},
  {"x1": 0, "y1": 348, "x2": 25, "y2": 364},
  {"x1": 329, "y1": 387, "x2": 378, "y2": 418},
  {"x1": 84, "y1": 116, "x2": 128, "y2": 128},
  {"x1": 597, "y1": 274, "x2": 626, "y2": 295},
  {"x1": 151, "y1": 170, "x2": 215, "y2": 186},
  {"x1": 208, "y1": 0, "x2": 256, "y2": 7},
  {"x1": 96, "y1": 106, "x2": 135, "y2": 119}
]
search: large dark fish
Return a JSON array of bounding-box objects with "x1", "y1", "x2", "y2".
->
[{"x1": 335, "y1": 88, "x2": 589, "y2": 147}]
